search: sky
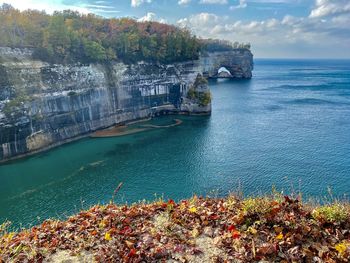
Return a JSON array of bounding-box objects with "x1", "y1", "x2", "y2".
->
[{"x1": 1, "y1": 0, "x2": 350, "y2": 58}]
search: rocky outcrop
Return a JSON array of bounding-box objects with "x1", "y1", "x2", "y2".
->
[
  {"x1": 0, "y1": 47, "x2": 253, "y2": 162},
  {"x1": 200, "y1": 49, "x2": 253, "y2": 78}
]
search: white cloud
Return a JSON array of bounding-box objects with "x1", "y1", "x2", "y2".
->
[
  {"x1": 230, "y1": 0, "x2": 247, "y2": 10},
  {"x1": 82, "y1": 4, "x2": 120, "y2": 14},
  {"x1": 178, "y1": 0, "x2": 191, "y2": 5},
  {"x1": 178, "y1": 12, "x2": 222, "y2": 30},
  {"x1": 309, "y1": 0, "x2": 350, "y2": 18},
  {"x1": 84, "y1": 4, "x2": 115, "y2": 9},
  {"x1": 137, "y1": 12, "x2": 167, "y2": 23},
  {"x1": 131, "y1": 0, "x2": 152, "y2": 7},
  {"x1": 177, "y1": 7, "x2": 350, "y2": 58},
  {"x1": 0, "y1": 0, "x2": 90, "y2": 14},
  {"x1": 230, "y1": 0, "x2": 298, "y2": 10},
  {"x1": 250, "y1": 0, "x2": 294, "y2": 2},
  {"x1": 199, "y1": 0, "x2": 228, "y2": 4},
  {"x1": 0, "y1": 0, "x2": 121, "y2": 15}
]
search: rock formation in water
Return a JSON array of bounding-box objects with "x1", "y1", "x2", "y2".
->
[
  {"x1": 200, "y1": 50, "x2": 253, "y2": 78},
  {"x1": 0, "y1": 47, "x2": 253, "y2": 162}
]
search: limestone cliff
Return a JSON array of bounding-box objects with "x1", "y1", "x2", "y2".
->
[
  {"x1": 200, "y1": 49, "x2": 254, "y2": 78},
  {"x1": 0, "y1": 47, "x2": 253, "y2": 162}
]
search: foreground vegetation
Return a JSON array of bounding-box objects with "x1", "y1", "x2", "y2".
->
[
  {"x1": 0, "y1": 194, "x2": 349, "y2": 262},
  {"x1": 0, "y1": 4, "x2": 250, "y2": 65}
]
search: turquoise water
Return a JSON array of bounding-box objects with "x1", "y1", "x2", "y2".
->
[{"x1": 1, "y1": 59, "x2": 350, "y2": 227}]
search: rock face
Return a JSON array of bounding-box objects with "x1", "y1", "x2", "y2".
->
[
  {"x1": 200, "y1": 49, "x2": 254, "y2": 78},
  {"x1": 0, "y1": 47, "x2": 253, "y2": 162}
]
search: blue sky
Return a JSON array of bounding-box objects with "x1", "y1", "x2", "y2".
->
[{"x1": 2, "y1": 0, "x2": 350, "y2": 58}]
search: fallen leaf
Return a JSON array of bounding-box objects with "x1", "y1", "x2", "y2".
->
[
  {"x1": 104, "y1": 232, "x2": 112, "y2": 241},
  {"x1": 276, "y1": 233, "x2": 284, "y2": 240},
  {"x1": 232, "y1": 230, "x2": 241, "y2": 239},
  {"x1": 191, "y1": 228, "x2": 200, "y2": 238},
  {"x1": 125, "y1": 240, "x2": 134, "y2": 248},
  {"x1": 335, "y1": 242, "x2": 349, "y2": 256},
  {"x1": 248, "y1": 227, "x2": 257, "y2": 235},
  {"x1": 189, "y1": 207, "x2": 197, "y2": 213}
]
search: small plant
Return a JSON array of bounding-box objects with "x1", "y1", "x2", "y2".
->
[
  {"x1": 187, "y1": 87, "x2": 196, "y2": 99},
  {"x1": 199, "y1": 91, "x2": 211, "y2": 106},
  {"x1": 0, "y1": 221, "x2": 11, "y2": 236},
  {"x1": 194, "y1": 74, "x2": 208, "y2": 87},
  {"x1": 242, "y1": 197, "x2": 271, "y2": 216},
  {"x1": 312, "y1": 203, "x2": 349, "y2": 224},
  {"x1": 187, "y1": 88, "x2": 211, "y2": 106}
]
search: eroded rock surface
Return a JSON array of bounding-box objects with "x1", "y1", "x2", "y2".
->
[{"x1": 0, "y1": 47, "x2": 253, "y2": 161}]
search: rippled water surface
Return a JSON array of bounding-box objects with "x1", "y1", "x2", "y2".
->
[{"x1": 1, "y1": 59, "x2": 350, "y2": 227}]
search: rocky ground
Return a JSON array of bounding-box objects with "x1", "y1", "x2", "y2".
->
[{"x1": 0, "y1": 194, "x2": 349, "y2": 262}]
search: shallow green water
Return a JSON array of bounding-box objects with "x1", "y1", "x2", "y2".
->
[{"x1": 1, "y1": 59, "x2": 350, "y2": 227}]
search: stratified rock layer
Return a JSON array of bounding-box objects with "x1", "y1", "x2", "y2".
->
[{"x1": 0, "y1": 47, "x2": 253, "y2": 161}]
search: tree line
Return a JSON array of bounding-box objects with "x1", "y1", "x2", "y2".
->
[
  {"x1": 0, "y1": 4, "x2": 250, "y2": 64},
  {"x1": 200, "y1": 39, "x2": 251, "y2": 52}
]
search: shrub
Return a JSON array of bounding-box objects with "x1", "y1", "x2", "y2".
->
[
  {"x1": 242, "y1": 197, "x2": 271, "y2": 216},
  {"x1": 187, "y1": 88, "x2": 196, "y2": 99},
  {"x1": 32, "y1": 47, "x2": 54, "y2": 62},
  {"x1": 0, "y1": 221, "x2": 11, "y2": 235},
  {"x1": 2, "y1": 94, "x2": 29, "y2": 117},
  {"x1": 194, "y1": 75, "x2": 208, "y2": 87},
  {"x1": 312, "y1": 203, "x2": 349, "y2": 224},
  {"x1": 199, "y1": 91, "x2": 211, "y2": 106},
  {"x1": 83, "y1": 40, "x2": 107, "y2": 62}
]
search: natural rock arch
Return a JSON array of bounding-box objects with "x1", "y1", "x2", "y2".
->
[
  {"x1": 199, "y1": 49, "x2": 253, "y2": 79},
  {"x1": 217, "y1": 67, "x2": 232, "y2": 78}
]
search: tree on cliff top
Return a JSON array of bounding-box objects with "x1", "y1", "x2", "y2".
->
[
  {"x1": 0, "y1": 4, "x2": 201, "y2": 64},
  {"x1": 201, "y1": 38, "x2": 251, "y2": 52},
  {"x1": 43, "y1": 15, "x2": 71, "y2": 61}
]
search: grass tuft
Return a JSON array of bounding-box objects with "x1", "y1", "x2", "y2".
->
[
  {"x1": 312, "y1": 203, "x2": 349, "y2": 224},
  {"x1": 241, "y1": 197, "x2": 272, "y2": 216}
]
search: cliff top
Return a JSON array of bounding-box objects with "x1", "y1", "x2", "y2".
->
[
  {"x1": 0, "y1": 4, "x2": 251, "y2": 66},
  {"x1": 1, "y1": 194, "x2": 349, "y2": 262}
]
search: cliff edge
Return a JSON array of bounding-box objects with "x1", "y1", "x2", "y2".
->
[{"x1": 0, "y1": 195, "x2": 349, "y2": 262}]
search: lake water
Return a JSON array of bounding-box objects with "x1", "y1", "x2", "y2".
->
[{"x1": 1, "y1": 59, "x2": 350, "y2": 228}]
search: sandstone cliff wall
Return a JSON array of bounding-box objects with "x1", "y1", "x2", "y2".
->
[{"x1": 0, "y1": 47, "x2": 253, "y2": 162}]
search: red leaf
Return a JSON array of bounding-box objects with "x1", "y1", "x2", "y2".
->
[
  {"x1": 228, "y1": 225, "x2": 236, "y2": 231},
  {"x1": 168, "y1": 199, "x2": 175, "y2": 205},
  {"x1": 232, "y1": 230, "x2": 241, "y2": 239},
  {"x1": 119, "y1": 226, "x2": 132, "y2": 235},
  {"x1": 128, "y1": 248, "x2": 136, "y2": 257},
  {"x1": 209, "y1": 214, "x2": 219, "y2": 220}
]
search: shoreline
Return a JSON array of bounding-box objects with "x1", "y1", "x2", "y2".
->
[
  {"x1": 0, "y1": 116, "x2": 152, "y2": 165},
  {"x1": 0, "y1": 114, "x2": 202, "y2": 165},
  {"x1": 90, "y1": 119, "x2": 183, "y2": 138}
]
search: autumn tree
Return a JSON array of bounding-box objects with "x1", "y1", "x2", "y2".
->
[
  {"x1": 0, "y1": 5, "x2": 204, "y2": 64},
  {"x1": 83, "y1": 40, "x2": 106, "y2": 61},
  {"x1": 43, "y1": 15, "x2": 71, "y2": 61}
]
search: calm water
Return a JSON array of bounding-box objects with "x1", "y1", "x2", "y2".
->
[{"x1": 1, "y1": 59, "x2": 350, "y2": 227}]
